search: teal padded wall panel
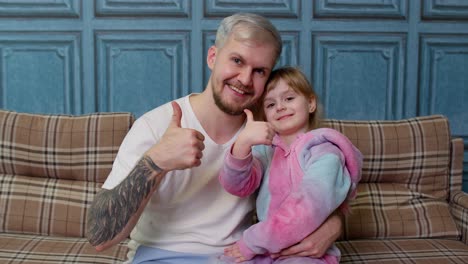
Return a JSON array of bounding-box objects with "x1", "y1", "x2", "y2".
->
[
  {"x1": 313, "y1": 34, "x2": 405, "y2": 120},
  {"x1": 420, "y1": 35, "x2": 468, "y2": 145},
  {"x1": 0, "y1": 33, "x2": 80, "y2": 114},
  {"x1": 314, "y1": 0, "x2": 408, "y2": 19},
  {"x1": 96, "y1": 31, "x2": 190, "y2": 117},
  {"x1": 0, "y1": 0, "x2": 80, "y2": 18},
  {"x1": 422, "y1": 0, "x2": 468, "y2": 20},
  {"x1": 204, "y1": 0, "x2": 300, "y2": 18},
  {"x1": 95, "y1": 0, "x2": 190, "y2": 17}
]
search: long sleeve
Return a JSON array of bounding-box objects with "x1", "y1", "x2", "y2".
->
[
  {"x1": 218, "y1": 148, "x2": 264, "y2": 198},
  {"x1": 238, "y1": 146, "x2": 351, "y2": 258}
]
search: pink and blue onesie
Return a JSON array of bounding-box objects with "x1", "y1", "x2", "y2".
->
[{"x1": 219, "y1": 128, "x2": 362, "y2": 264}]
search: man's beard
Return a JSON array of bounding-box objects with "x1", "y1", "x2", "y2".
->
[{"x1": 212, "y1": 87, "x2": 255, "y2": 116}]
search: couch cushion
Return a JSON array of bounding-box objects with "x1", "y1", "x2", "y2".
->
[
  {"x1": 323, "y1": 115, "x2": 459, "y2": 240},
  {"x1": 0, "y1": 233, "x2": 128, "y2": 263},
  {"x1": 323, "y1": 115, "x2": 451, "y2": 198},
  {"x1": 344, "y1": 183, "x2": 459, "y2": 240},
  {"x1": 0, "y1": 174, "x2": 101, "y2": 237},
  {"x1": 0, "y1": 110, "x2": 134, "y2": 183},
  {"x1": 337, "y1": 238, "x2": 468, "y2": 263},
  {"x1": 450, "y1": 191, "x2": 468, "y2": 244}
]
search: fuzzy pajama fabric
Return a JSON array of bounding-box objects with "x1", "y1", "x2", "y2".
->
[{"x1": 219, "y1": 128, "x2": 362, "y2": 263}]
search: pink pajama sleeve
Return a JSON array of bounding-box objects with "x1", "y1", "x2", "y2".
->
[{"x1": 218, "y1": 151, "x2": 263, "y2": 198}]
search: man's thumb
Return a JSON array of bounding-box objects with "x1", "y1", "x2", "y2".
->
[
  {"x1": 170, "y1": 101, "x2": 182, "y2": 127},
  {"x1": 244, "y1": 109, "x2": 254, "y2": 123}
]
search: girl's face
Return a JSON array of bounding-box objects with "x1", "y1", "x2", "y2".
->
[{"x1": 263, "y1": 79, "x2": 316, "y2": 141}]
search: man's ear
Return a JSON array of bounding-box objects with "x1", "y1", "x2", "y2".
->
[
  {"x1": 309, "y1": 96, "x2": 317, "y2": 113},
  {"x1": 207, "y1": 45, "x2": 217, "y2": 70}
]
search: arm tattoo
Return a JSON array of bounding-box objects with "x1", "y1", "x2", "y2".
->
[
  {"x1": 86, "y1": 155, "x2": 164, "y2": 246},
  {"x1": 144, "y1": 155, "x2": 162, "y2": 172}
]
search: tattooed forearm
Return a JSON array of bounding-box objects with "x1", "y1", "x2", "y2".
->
[
  {"x1": 86, "y1": 155, "x2": 164, "y2": 247},
  {"x1": 144, "y1": 155, "x2": 162, "y2": 173}
]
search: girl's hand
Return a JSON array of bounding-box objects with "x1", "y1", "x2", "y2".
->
[
  {"x1": 224, "y1": 243, "x2": 248, "y2": 263},
  {"x1": 232, "y1": 109, "x2": 275, "y2": 158}
]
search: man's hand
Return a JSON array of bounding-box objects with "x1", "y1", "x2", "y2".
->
[
  {"x1": 272, "y1": 211, "x2": 343, "y2": 259},
  {"x1": 232, "y1": 109, "x2": 275, "y2": 158},
  {"x1": 145, "y1": 101, "x2": 205, "y2": 171}
]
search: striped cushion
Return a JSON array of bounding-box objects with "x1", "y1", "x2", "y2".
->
[
  {"x1": 0, "y1": 233, "x2": 128, "y2": 263},
  {"x1": 450, "y1": 191, "x2": 468, "y2": 244},
  {"x1": 0, "y1": 174, "x2": 101, "y2": 237},
  {"x1": 0, "y1": 110, "x2": 134, "y2": 236},
  {"x1": 322, "y1": 115, "x2": 451, "y2": 198},
  {"x1": 337, "y1": 238, "x2": 468, "y2": 263},
  {"x1": 344, "y1": 183, "x2": 459, "y2": 240},
  {"x1": 323, "y1": 115, "x2": 459, "y2": 239},
  {"x1": 0, "y1": 110, "x2": 134, "y2": 183}
]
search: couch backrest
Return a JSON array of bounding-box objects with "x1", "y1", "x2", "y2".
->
[
  {"x1": 0, "y1": 110, "x2": 134, "y2": 183},
  {"x1": 323, "y1": 115, "x2": 451, "y2": 199},
  {"x1": 323, "y1": 115, "x2": 461, "y2": 240},
  {"x1": 0, "y1": 111, "x2": 463, "y2": 240},
  {"x1": 0, "y1": 110, "x2": 134, "y2": 237}
]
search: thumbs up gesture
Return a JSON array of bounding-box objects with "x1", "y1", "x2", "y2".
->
[
  {"x1": 169, "y1": 100, "x2": 183, "y2": 128},
  {"x1": 145, "y1": 101, "x2": 205, "y2": 171},
  {"x1": 232, "y1": 109, "x2": 275, "y2": 158}
]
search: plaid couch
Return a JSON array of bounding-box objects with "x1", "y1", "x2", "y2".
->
[
  {"x1": 0, "y1": 110, "x2": 467, "y2": 263},
  {"x1": 0, "y1": 110, "x2": 133, "y2": 263},
  {"x1": 323, "y1": 116, "x2": 468, "y2": 263}
]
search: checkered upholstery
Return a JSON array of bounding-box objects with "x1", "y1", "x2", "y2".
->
[
  {"x1": 323, "y1": 115, "x2": 460, "y2": 240},
  {"x1": 0, "y1": 109, "x2": 134, "y2": 263},
  {"x1": 0, "y1": 233, "x2": 129, "y2": 263},
  {"x1": 451, "y1": 191, "x2": 468, "y2": 244},
  {"x1": 0, "y1": 110, "x2": 133, "y2": 183},
  {"x1": 337, "y1": 238, "x2": 468, "y2": 263},
  {"x1": 1, "y1": 110, "x2": 467, "y2": 263}
]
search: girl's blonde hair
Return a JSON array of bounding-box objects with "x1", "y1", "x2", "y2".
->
[{"x1": 255, "y1": 66, "x2": 322, "y2": 130}]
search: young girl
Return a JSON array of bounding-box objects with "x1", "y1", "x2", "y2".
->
[{"x1": 218, "y1": 67, "x2": 362, "y2": 264}]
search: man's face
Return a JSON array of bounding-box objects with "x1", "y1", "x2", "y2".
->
[{"x1": 207, "y1": 35, "x2": 277, "y2": 115}]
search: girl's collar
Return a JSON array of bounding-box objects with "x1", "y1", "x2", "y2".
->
[{"x1": 272, "y1": 132, "x2": 308, "y2": 153}]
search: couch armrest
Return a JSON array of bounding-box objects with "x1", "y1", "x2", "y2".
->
[
  {"x1": 450, "y1": 191, "x2": 468, "y2": 244},
  {"x1": 449, "y1": 138, "x2": 464, "y2": 198}
]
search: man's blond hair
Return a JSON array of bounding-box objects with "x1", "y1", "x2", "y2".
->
[{"x1": 215, "y1": 13, "x2": 282, "y2": 62}]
